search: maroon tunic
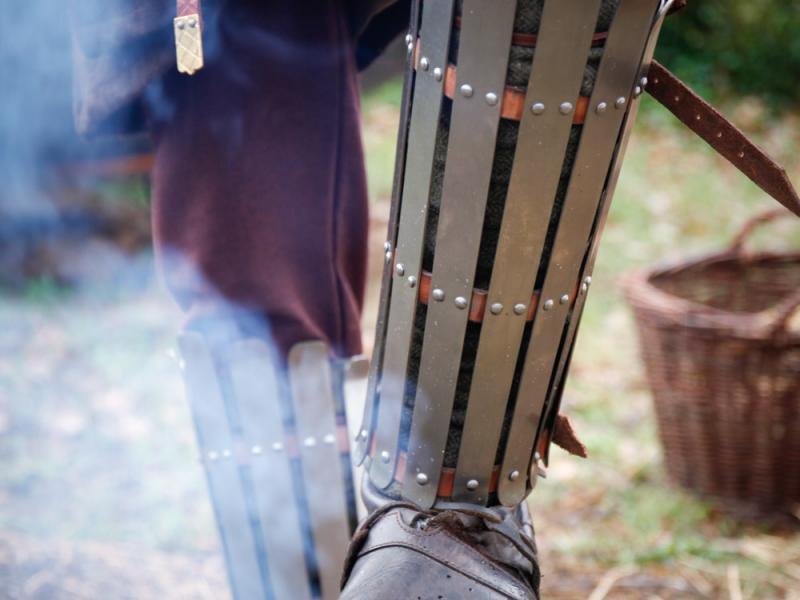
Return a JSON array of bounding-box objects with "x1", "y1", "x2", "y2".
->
[{"x1": 148, "y1": 1, "x2": 369, "y2": 358}]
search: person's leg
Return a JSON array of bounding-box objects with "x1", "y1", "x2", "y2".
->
[
  {"x1": 344, "y1": 1, "x2": 672, "y2": 597},
  {"x1": 145, "y1": 2, "x2": 368, "y2": 598},
  {"x1": 149, "y1": 0, "x2": 367, "y2": 359}
]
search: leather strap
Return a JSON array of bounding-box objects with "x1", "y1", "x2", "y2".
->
[
  {"x1": 413, "y1": 40, "x2": 590, "y2": 124},
  {"x1": 454, "y1": 15, "x2": 609, "y2": 49},
  {"x1": 176, "y1": 0, "x2": 201, "y2": 18},
  {"x1": 646, "y1": 61, "x2": 800, "y2": 216}
]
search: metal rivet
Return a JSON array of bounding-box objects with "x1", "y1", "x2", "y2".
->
[
  {"x1": 559, "y1": 102, "x2": 574, "y2": 115},
  {"x1": 395, "y1": 263, "x2": 405, "y2": 276},
  {"x1": 385, "y1": 251, "x2": 393, "y2": 264},
  {"x1": 634, "y1": 85, "x2": 643, "y2": 97},
  {"x1": 405, "y1": 34, "x2": 413, "y2": 45},
  {"x1": 420, "y1": 56, "x2": 429, "y2": 70},
  {"x1": 737, "y1": 151, "x2": 745, "y2": 158},
  {"x1": 534, "y1": 452, "x2": 541, "y2": 461},
  {"x1": 716, "y1": 132, "x2": 723, "y2": 139},
  {"x1": 407, "y1": 42, "x2": 414, "y2": 53},
  {"x1": 432, "y1": 288, "x2": 445, "y2": 302},
  {"x1": 359, "y1": 430, "x2": 368, "y2": 441},
  {"x1": 509, "y1": 470, "x2": 520, "y2": 481},
  {"x1": 207, "y1": 451, "x2": 219, "y2": 461},
  {"x1": 407, "y1": 276, "x2": 417, "y2": 288},
  {"x1": 514, "y1": 303, "x2": 526, "y2": 315},
  {"x1": 460, "y1": 84, "x2": 473, "y2": 98},
  {"x1": 695, "y1": 114, "x2": 701, "y2": 121},
  {"x1": 531, "y1": 102, "x2": 545, "y2": 115},
  {"x1": 323, "y1": 433, "x2": 336, "y2": 445},
  {"x1": 543, "y1": 299, "x2": 554, "y2": 311},
  {"x1": 380, "y1": 451, "x2": 390, "y2": 463},
  {"x1": 490, "y1": 302, "x2": 503, "y2": 315},
  {"x1": 272, "y1": 442, "x2": 284, "y2": 452},
  {"x1": 433, "y1": 67, "x2": 443, "y2": 81},
  {"x1": 466, "y1": 479, "x2": 479, "y2": 491},
  {"x1": 251, "y1": 445, "x2": 263, "y2": 455},
  {"x1": 485, "y1": 92, "x2": 498, "y2": 106},
  {"x1": 560, "y1": 294, "x2": 570, "y2": 305},
  {"x1": 303, "y1": 436, "x2": 317, "y2": 448},
  {"x1": 384, "y1": 241, "x2": 392, "y2": 252},
  {"x1": 615, "y1": 96, "x2": 627, "y2": 109},
  {"x1": 177, "y1": 21, "x2": 185, "y2": 30},
  {"x1": 640, "y1": 76, "x2": 648, "y2": 87},
  {"x1": 454, "y1": 296, "x2": 468, "y2": 310},
  {"x1": 416, "y1": 473, "x2": 429, "y2": 486},
  {"x1": 596, "y1": 101, "x2": 608, "y2": 114},
  {"x1": 580, "y1": 282, "x2": 589, "y2": 294},
  {"x1": 584, "y1": 276, "x2": 592, "y2": 286},
  {"x1": 222, "y1": 449, "x2": 232, "y2": 459},
  {"x1": 188, "y1": 18, "x2": 197, "y2": 28}
]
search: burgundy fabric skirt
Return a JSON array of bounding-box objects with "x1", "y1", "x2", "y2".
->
[{"x1": 147, "y1": 0, "x2": 368, "y2": 359}]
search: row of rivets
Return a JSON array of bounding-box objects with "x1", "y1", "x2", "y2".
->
[
  {"x1": 530, "y1": 98, "x2": 628, "y2": 116},
  {"x1": 176, "y1": 18, "x2": 198, "y2": 30},
  {"x1": 418, "y1": 55, "x2": 444, "y2": 82}
]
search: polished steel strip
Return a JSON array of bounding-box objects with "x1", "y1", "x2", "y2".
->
[
  {"x1": 499, "y1": 0, "x2": 663, "y2": 506},
  {"x1": 452, "y1": 0, "x2": 603, "y2": 505},
  {"x1": 355, "y1": 0, "x2": 422, "y2": 466},
  {"x1": 403, "y1": 0, "x2": 517, "y2": 509},
  {"x1": 178, "y1": 333, "x2": 268, "y2": 600},
  {"x1": 227, "y1": 340, "x2": 313, "y2": 600},
  {"x1": 368, "y1": 0, "x2": 456, "y2": 489},
  {"x1": 288, "y1": 342, "x2": 352, "y2": 600},
  {"x1": 539, "y1": 0, "x2": 672, "y2": 460}
]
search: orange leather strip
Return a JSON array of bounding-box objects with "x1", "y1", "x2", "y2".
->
[
  {"x1": 414, "y1": 39, "x2": 589, "y2": 124},
  {"x1": 394, "y1": 452, "x2": 502, "y2": 498},
  {"x1": 453, "y1": 15, "x2": 608, "y2": 49},
  {"x1": 417, "y1": 270, "x2": 543, "y2": 323}
]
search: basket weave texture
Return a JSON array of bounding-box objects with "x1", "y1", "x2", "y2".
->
[{"x1": 624, "y1": 210, "x2": 800, "y2": 512}]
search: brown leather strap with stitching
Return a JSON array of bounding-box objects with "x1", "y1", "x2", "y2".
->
[{"x1": 646, "y1": 61, "x2": 800, "y2": 216}]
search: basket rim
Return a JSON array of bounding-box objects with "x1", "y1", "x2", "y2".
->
[{"x1": 622, "y1": 248, "x2": 800, "y2": 341}]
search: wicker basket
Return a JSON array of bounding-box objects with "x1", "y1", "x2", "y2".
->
[{"x1": 624, "y1": 210, "x2": 800, "y2": 512}]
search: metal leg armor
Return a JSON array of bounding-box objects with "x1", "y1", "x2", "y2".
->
[
  {"x1": 179, "y1": 332, "x2": 359, "y2": 600},
  {"x1": 355, "y1": 0, "x2": 673, "y2": 510}
]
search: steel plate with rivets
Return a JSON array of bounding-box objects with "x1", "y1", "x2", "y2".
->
[
  {"x1": 227, "y1": 340, "x2": 313, "y2": 600},
  {"x1": 368, "y1": 0, "x2": 456, "y2": 490},
  {"x1": 178, "y1": 333, "x2": 268, "y2": 600},
  {"x1": 288, "y1": 342, "x2": 352, "y2": 600},
  {"x1": 539, "y1": 0, "x2": 673, "y2": 460},
  {"x1": 499, "y1": 0, "x2": 663, "y2": 506},
  {"x1": 404, "y1": 0, "x2": 517, "y2": 509},
  {"x1": 452, "y1": 0, "x2": 603, "y2": 506},
  {"x1": 355, "y1": 0, "x2": 423, "y2": 467}
]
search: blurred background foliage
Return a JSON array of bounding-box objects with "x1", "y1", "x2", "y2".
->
[{"x1": 657, "y1": 0, "x2": 800, "y2": 111}]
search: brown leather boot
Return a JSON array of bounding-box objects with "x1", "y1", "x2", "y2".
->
[{"x1": 339, "y1": 481, "x2": 539, "y2": 599}]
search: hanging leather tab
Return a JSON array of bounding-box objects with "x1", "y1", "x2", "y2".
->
[
  {"x1": 646, "y1": 61, "x2": 800, "y2": 217},
  {"x1": 175, "y1": 0, "x2": 204, "y2": 75}
]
